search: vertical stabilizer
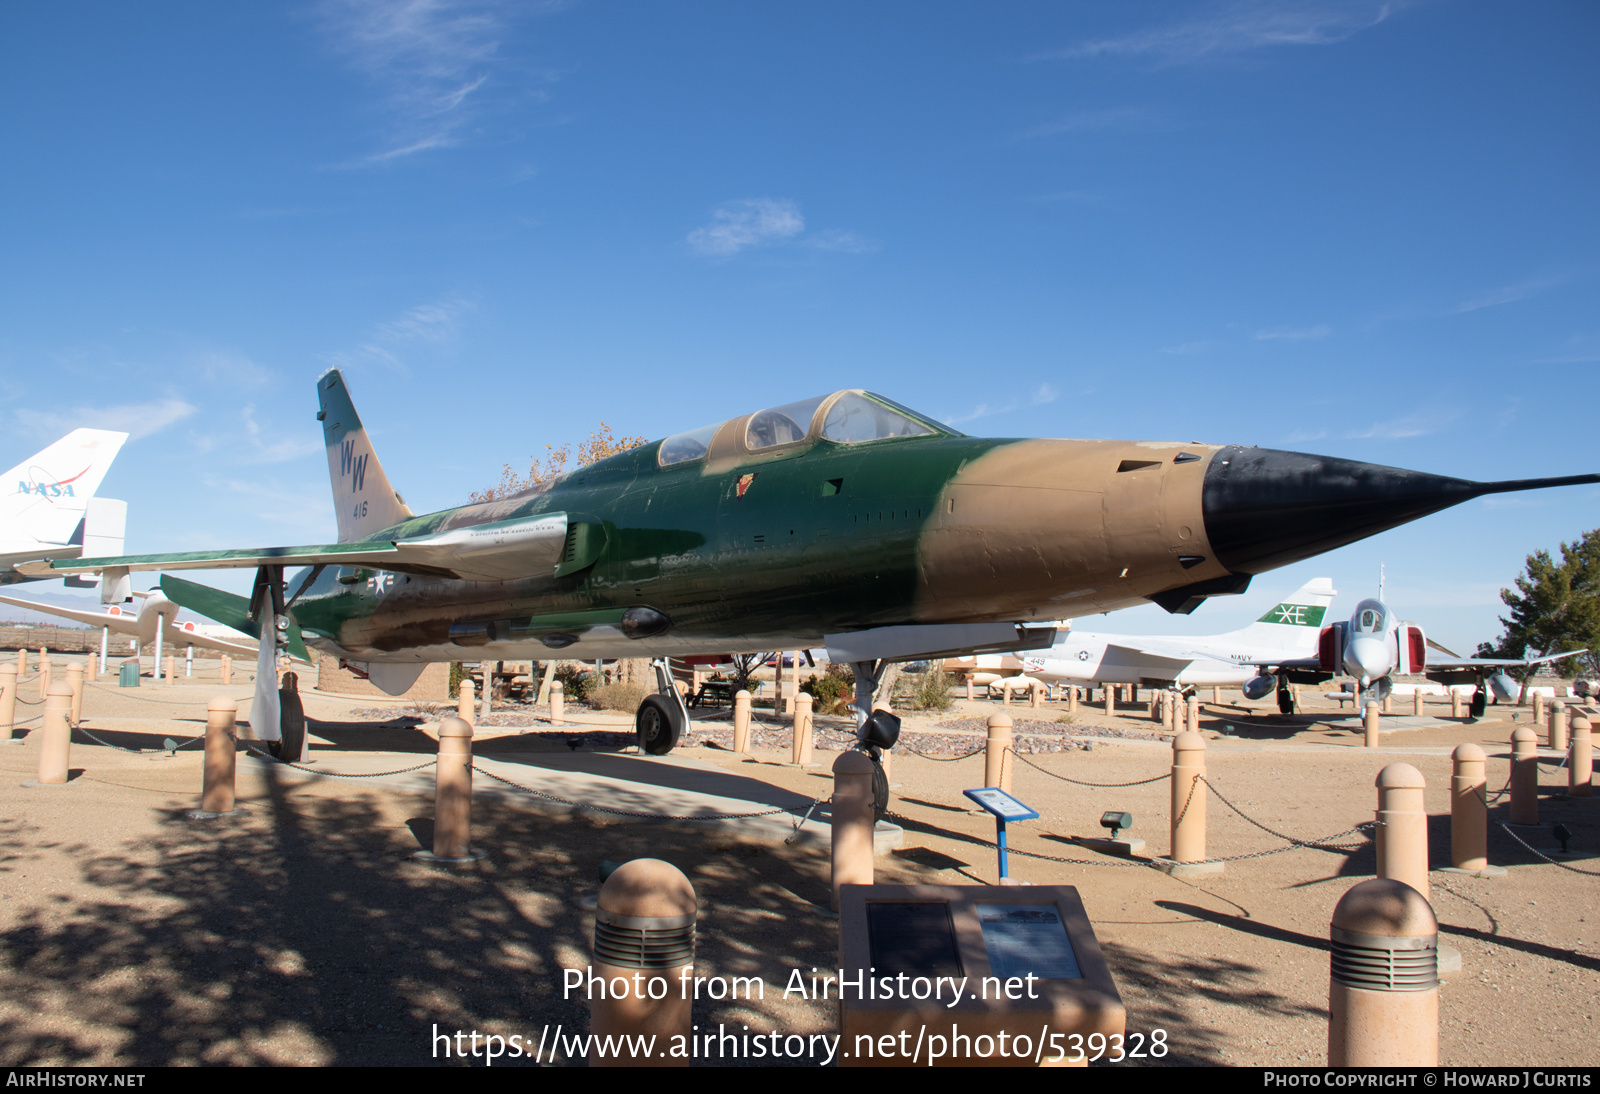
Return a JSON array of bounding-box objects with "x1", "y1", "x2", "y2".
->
[
  {"x1": 318, "y1": 369, "x2": 414, "y2": 542},
  {"x1": 1223, "y1": 577, "x2": 1337, "y2": 656},
  {"x1": 0, "y1": 429, "x2": 129, "y2": 550}
]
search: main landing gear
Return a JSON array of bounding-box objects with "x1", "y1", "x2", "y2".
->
[{"x1": 638, "y1": 658, "x2": 690, "y2": 755}]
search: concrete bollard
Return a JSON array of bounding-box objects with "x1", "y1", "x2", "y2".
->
[
  {"x1": 549, "y1": 680, "x2": 564, "y2": 726},
  {"x1": 1002, "y1": 679, "x2": 1012, "y2": 706},
  {"x1": 1413, "y1": 689, "x2": 1424, "y2": 717},
  {"x1": 1451, "y1": 690, "x2": 1463, "y2": 719},
  {"x1": 1162, "y1": 691, "x2": 1175, "y2": 732},
  {"x1": 1509, "y1": 726, "x2": 1539, "y2": 826},
  {"x1": 1328, "y1": 878, "x2": 1439, "y2": 1067},
  {"x1": 985, "y1": 710, "x2": 1013, "y2": 792},
  {"x1": 418, "y1": 715, "x2": 480, "y2": 862},
  {"x1": 164, "y1": 655, "x2": 174, "y2": 685},
  {"x1": 831, "y1": 750, "x2": 876, "y2": 910},
  {"x1": 590, "y1": 859, "x2": 697, "y2": 1067},
  {"x1": 1549, "y1": 700, "x2": 1568, "y2": 751},
  {"x1": 457, "y1": 677, "x2": 475, "y2": 725},
  {"x1": 965, "y1": 677, "x2": 974, "y2": 701},
  {"x1": 733, "y1": 689, "x2": 752, "y2": 754},
  {"x1": 1211, "y1": 686, "x2": 1220, "y2": 705},
  {"x1": 1364, "y1": 703, "x2": 1380, "y2": 748},
  {"x1": 66, "y1": 664, "x2": 84, "y2": 725},
  {"x1": 87, "y1": 652, "x2": 97, "y2": 681},
  {"x1": 17, "y1": 648, "x2": 26, "y2": 675},
  {"x1": 1381, "y1": 693, "x2": 1392, "y2": 715},
  {"x1": 1067, "y1": 686, "x2": 1077, "y2": 715},
  {"x1": 792, "y1": 694, "x2": 814, "y2": 765},
  {"x1": 220, "y1": 655, "x2": 232, "y2": 685},
  {"x1": 1186, "y1": 693, "x2": 1199, "y2": 735},
  {"x1": 1569, "y1": 716, "x2": 1592, "y2": 797},
  {"x1": 0, "y1": 663, "x2": 16, "y2": 737},
  {"x1": 37, "y1": 681, "x2": 74, "y2": 785},
  {"x1": 1169, "y1": 731, "x2": 1208, "y2": 865},
  {"x1": 1104, "y1": 687, "x2": 1114, "y2": 718},
  {"x1": 195, "y1": 697, "x2": 239, "y2": 817},
  {"x1": 39, "y1": 658, "x2": 52, "y2": 702},
  {"x1": 1375, "y1": 763, "x2": 1429, "y2": 900},
  {"x1": 1450, "y1": 743, "x2": 1488, "y2": 872},
  {"x1": 1030, "y1": 681, "x2": 1043, "y2": 709},
  {"x1": 1533, "y1": 690, "x2": 1545, "y2": 724}
]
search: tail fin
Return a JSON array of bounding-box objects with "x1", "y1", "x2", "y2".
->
[
  {"x1": 318, "y1": 369, "x2": 414, "y2": 542},
  {"x1": 1223, "y1": 578, "x2": 1337, "y2": 655},
  {"x1": 0, "y1": 429, "x2": 129, "y2": 550}
]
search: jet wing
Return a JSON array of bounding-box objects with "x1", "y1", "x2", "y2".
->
[
  {"x1": 1103, "y1": 643, "x2": 1202, "y2": 673},
  {"x1": 1426, "y1": 650, "x2": 1589, "y2": 670},
  {"x1": 16, "y1": 512, "x2": 570, "y2": 583},
  {"x1": 0, "y1": 594, "x2": 142, "y2": 635}
]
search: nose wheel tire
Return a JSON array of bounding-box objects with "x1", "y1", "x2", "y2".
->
[
  {"x1": 1276, "y1": 685, "x2": 1294, "y2": 716},
  {"x1": 636, "y1": 695, "x2": 683, "y2": 755}
]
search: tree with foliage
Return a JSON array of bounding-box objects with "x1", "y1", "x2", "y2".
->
[
  {"x1": 1477, "y1": 529, "x2": 1600, "y2": 697},
  {"x1": 470, "y1": 422, "x2": 648, "y2": 503}
]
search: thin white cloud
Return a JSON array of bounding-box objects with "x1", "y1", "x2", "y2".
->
[
  {"x1": 1453, "y1": 274, "x2": 1571, "y2": 314},
  {"x1": 686, "y1": 199, "x2": 876, "y2": 259},
  {"x1": 14, "y1": 398, "x2": 197, "y2": 442},
  {"x1": 236, "y1": 406, "x2": 326, "y2": 466},
  {"x1": 1254, "y1": 324, "x2": 1331, "y2": 341},
  {"x1": 1042, "y1": 2, "x2": 1396, "y2": 63},
  {"x1": 316, "y1": 0, "x2": 565, "y2": 164},
  {"x1": 323, "y1": 293, "x2": 476, "y2": 373},
  {"x1": 944, "y1": 384, "x2": 1057, "y2": 426},
  {"x1": 687, "y1": 199, "x2": 805, "y2": 256},
  {"x1": 1346, "y1": 414, "x2": 1438, "y2": 440}
]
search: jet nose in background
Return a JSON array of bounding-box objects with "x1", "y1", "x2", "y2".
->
[
  {"x1": 1345, "y1": 635, "x2": 1393, "y2": 686},
  {"x1": 1200, "y1": 447, "x2": 1600, "y2": 576}
]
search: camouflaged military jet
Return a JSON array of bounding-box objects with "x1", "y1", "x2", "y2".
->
[{"x1": 25, "y1": 369, "x2": 1599, "y2": 759}]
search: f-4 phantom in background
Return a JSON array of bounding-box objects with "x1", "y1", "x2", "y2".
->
[
  {"x1": 2, "y1": 429, "x2": 129, "y2": 589},
  {"x1": 1247, "y1": 595, "x2": 1590, "y2": 717},
  {"x1": 26, "y1": 369, "x2": 1600, "y2": 759},
  {"x1": 1017, "y1": 578, "x2": 1337, "y2": 695}
]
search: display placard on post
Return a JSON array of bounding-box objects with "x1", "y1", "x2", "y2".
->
[
  {"x1": 837, "y1": 884, "x2": 1124, "y2": 1067},
  {"x1": 964, "y1": 787, "x2": 1039, "y2": 880}
]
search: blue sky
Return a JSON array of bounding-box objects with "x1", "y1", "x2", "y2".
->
[{"x1": 1, "y1": 1, "x2": 1596, "y2": 652}]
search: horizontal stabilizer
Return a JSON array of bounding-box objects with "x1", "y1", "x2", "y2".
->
[{"x1": 161, "y1": 575, "x2": 310, "y2": 663}]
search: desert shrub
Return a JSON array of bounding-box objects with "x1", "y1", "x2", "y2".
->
[
  {"x1": 908, "y1": 665, "x2": 954, "y2": 711},
  {"x1": 802, "y1": 664, "x2": 856, "y2": 712},
  {"x1": 589, "y1": 682, "x2": 646, "y2": 713},
  {"x1": 554, "y1": 663, "x2": 597, "y2": 703},
  {"x1": 449, "y1": 662, "x2": 465, "y2": 698}
]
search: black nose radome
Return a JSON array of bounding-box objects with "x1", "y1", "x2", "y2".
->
[{"x1": 1202, "y1": 446, "x2": 1599, "y2": 575}]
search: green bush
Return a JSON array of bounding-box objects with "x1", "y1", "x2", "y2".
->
[
  {"x1": 553, "y1": 663, "x2": 597, "y2": 703},
  {"x1": 448, "y1": 663, "x2": 465, "y2": 699},
  {"x1": 802, "y1": 664, "x2": 856, "y2": 713},
  {"x1": 589, "y1": 682, "x2": 646, "y2": 713}
]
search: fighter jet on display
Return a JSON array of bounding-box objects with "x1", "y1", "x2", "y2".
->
[
  {"x1": 1, "y1": 429, "x2": 129, "y2": 587},
  {"x1": 1248, "y1": 595, "x2": 1589, "y2": 717},
  {"x1": 0, "y1": 582, "x2": 302, "y2": 668},
  {"x1": 24, "y1": 369, "x2": 1600, "y2": 759},
  {"x1": 1017, "y1": 578, "x2": 1338, "y2": 694}
]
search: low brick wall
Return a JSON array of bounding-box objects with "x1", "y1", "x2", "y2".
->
[{"x1": 314, "y1": 655, "x2": 451, "y2": 700}]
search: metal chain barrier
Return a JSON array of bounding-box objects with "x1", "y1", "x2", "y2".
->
[
  {"x1": 899, "y1": 744, "x2": 985, "y2": 762},
  {"x1": 1493, "y1": 820, "x2": 1600, "y2": 878},
  {"x1": 1010, "y1": 748, "x2": 1171, "y2": 788},
  {"x1": 472, "y1": 761, "x2": 812, "y2": 823},
  {"x1": 85, "y1": 682, "x2": 247, "y2": 708},
  {"x1": 246, "y1": 748, "x2": 439, "y2": 779},
  {"x1": 1200, "y1": 775, "x2": 1373, "y2": 852}
]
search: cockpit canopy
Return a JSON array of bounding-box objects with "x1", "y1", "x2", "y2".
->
[
  {"x1": 1352, "y1": 598, "x2": 1391, "y2": 636},
  {"x1": 657, "y1": 390, "x2": 952, "y2": 467}
]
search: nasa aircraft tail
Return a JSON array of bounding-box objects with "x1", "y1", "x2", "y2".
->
[
  {"x1": 1221, "y1": 578, "x2": 1336, "y2": 654},
  {"x1": 0, "y1": 429, "x2": 129, "y2": 550},
  {"x1": 318, "y1": 370, "x2": 414, "y2": 542}
]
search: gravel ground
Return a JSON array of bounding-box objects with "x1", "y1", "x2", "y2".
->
[{"x1": 3, "y1": 660, "x2": 1597, "y2": 1067}]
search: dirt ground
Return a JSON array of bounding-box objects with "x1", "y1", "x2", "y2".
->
[{"x1": 1, "y1": 659, "x2": 1596, "y2": 1067}]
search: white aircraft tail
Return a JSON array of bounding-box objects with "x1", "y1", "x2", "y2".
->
[
  {"x1": 318, "y1": 369, "x2": 414, "y2": 542},
  {"x1": 0, "y1": 429, "x2": 129, "y2": 552},
  {"x1": 1222, "y1": 578, "x2": 1337, "y2": 655}
]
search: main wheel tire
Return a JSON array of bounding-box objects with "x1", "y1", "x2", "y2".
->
[
  {"x1": 636, "y1": 695, "x2": 683, "y2": 755},
  {"x1": 1277, "y1": 686, "x2": 1294, "y2": 715},
  {"x1": 1470, "y1": 689, "x2": 1487, "y2": 718},
  {"x1": 276, "y1": 688, "x2": 307, "y2": 762},
  {"x1": 870, "y1": 756, "x2": 889, "y2": 822}
]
